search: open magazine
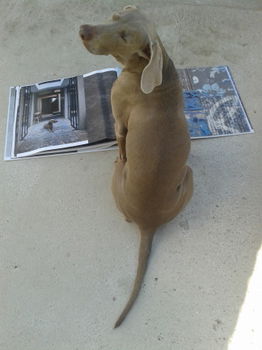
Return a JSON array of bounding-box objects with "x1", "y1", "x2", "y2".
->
[{"x1": 4, "y1": 65, "x2": 253, "y2": 160}]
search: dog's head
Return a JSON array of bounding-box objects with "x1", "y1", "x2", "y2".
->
[{"x1": 79, "y1": 5, "x2": 163, "y2": 94}]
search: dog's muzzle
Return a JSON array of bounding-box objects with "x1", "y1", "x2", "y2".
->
[{"x1": 79, "y1": 25, "x2": 95, "y2": 42}]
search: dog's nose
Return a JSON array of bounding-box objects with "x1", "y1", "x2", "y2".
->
[{"x1": 79, "y1": 25, "x2": 95, "y2": 41}]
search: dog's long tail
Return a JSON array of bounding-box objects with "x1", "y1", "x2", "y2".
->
[{"x1": 114, "y1": 229, "x2": 155, "y2": 328}]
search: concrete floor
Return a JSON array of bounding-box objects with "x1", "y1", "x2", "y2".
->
[{"x1": 0, "y1": 1, "x2": 261, "y2": 349}]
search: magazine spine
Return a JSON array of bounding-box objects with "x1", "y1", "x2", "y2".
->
[{"x1": 4, "y1": 87, "x2": 17, "y2": 160}]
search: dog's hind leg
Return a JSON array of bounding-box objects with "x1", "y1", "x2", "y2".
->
[{"x1": 111, "y1": 159, "x2": 132, "y2": 222}]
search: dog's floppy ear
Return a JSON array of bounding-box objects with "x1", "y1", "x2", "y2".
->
[{"x1": 140, "y1": 35, "x2": 163, "y2": 94}]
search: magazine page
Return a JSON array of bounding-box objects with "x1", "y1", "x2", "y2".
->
[
  {"x1": 177, "y1": 65, "x2": 253, "y2": 138},
  {"x1": 5, "y1": 68, "x2": 119, "y2": 160}
]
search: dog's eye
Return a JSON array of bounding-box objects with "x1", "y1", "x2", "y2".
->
[{"x1": 119, "y1": 31, "x2": 128, "y2": 42}]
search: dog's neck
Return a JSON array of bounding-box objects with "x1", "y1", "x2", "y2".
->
[
  {"x1": 120, "y1": 42, "x2": 171, "y2": 72},
  {"x1": 121, "y1": 54, "x2": 148, "y2": 73},
  {"x1": 118, "y1": 43, "x2": 178, "y2": 94}
]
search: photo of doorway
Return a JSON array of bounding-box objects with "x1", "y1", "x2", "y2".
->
[
  {"x1": 14, "y1": 76, "x2": 88, "y2": 155},
  {"x1": 40, "y1": 92, "x2": 61, "y2": 117}
]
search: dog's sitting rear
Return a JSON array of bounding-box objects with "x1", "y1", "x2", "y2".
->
[{"x1": 80, "y1": 5, "x2": 193, "y2": 328}]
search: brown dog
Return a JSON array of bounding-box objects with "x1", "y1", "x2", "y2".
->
[
  {"x1": 43, "y1": 119, "x2": 58, "y2": 132},
  {"x1": 80, "y1": 5, "x2": 193, "y2": 328}
]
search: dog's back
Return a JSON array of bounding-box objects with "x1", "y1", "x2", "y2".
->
[{"x1": 112, "y1": 54, "x2": 192, "y2": 230}]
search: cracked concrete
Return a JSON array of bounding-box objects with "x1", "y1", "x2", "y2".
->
[{"x1": 0, "y1": 1, "x2": 261, "y2": 349}]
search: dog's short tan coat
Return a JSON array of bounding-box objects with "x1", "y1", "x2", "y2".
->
[{"x1": 80, "y1": 5, "x2": 193, "y2": 328}]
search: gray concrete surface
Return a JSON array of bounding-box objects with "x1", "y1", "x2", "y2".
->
[{"x1": 0, "y1": 1, "x2": 261, "y2": 349}]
